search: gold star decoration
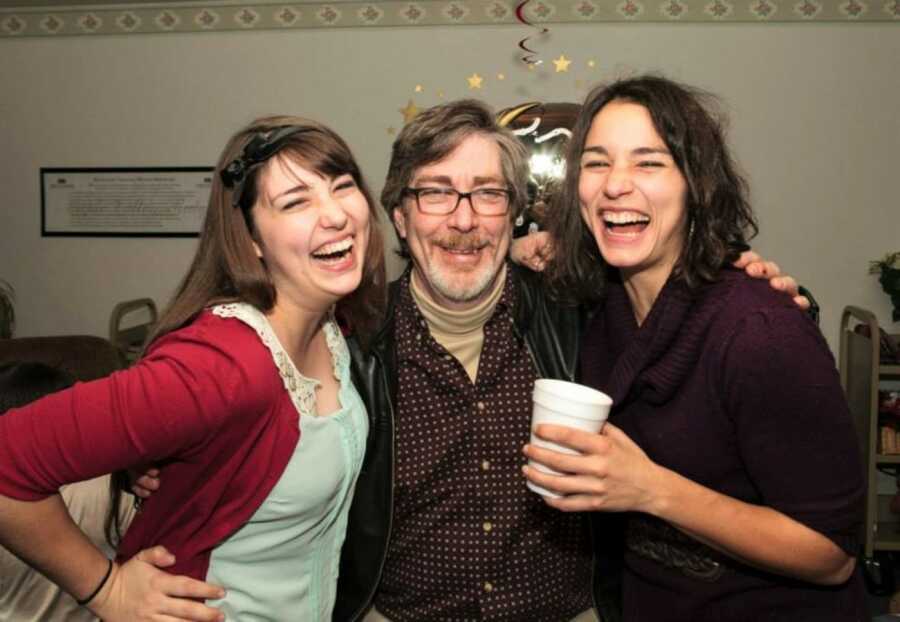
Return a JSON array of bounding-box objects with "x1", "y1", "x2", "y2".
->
[
  {"x1": 399, "y1": 99, "x2": 419, "y2": 124},
  {"x1": 553, "y1": 54, "x2": 572, "y2": 73},
  {"x1": 390, "y1": 53, "x2": 596, "y2": 129}
]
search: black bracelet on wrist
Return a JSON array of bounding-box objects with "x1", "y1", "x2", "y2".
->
[{"x1": 77, "y1": 558, "x2": 113, "y2": 606}]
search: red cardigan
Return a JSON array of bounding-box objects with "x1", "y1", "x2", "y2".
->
[{"x1": 0, "y1": 311, "x2": 300, "y2": 579}]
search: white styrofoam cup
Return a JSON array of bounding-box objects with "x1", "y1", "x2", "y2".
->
[{"x1": 527, "y1": 379, "x2": 613, "y2": 498}]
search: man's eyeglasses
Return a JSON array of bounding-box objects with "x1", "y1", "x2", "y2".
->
[{"x1": 403, "y1": 187, "x2": 512, "y2": 217}]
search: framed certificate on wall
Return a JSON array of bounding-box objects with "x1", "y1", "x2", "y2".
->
[{"x1": 41, "y1": 167, "x2": 214, "y2": 237}]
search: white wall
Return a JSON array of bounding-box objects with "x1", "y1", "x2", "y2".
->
[{"x1": 1, "y1": 23, "x2": 898, "y2": 352}]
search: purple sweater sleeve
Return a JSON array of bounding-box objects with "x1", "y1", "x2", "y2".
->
[{"x1": 717, "y1": 306, "x2": 865, "y2": 554}]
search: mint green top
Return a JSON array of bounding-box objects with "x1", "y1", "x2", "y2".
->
[{"x1": 204, "y1": 303, "x2": 368, "y2": 621}]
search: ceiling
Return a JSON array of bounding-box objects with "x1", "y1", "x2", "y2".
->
[
  {"x1": 0, "y1": 0, "x2": 349, "y2": 7},
  {"x1": 2, "y1": 0, "x2": 167, "y2": 6}
]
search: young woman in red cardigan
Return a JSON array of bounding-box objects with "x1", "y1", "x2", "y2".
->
[{"x1": 0, "y1": 116, "x2": 385, "y2": 621}]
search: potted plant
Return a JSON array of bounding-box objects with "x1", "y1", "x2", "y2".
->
[
  {"x1": 870, "y1": 252, "x2": 900, "y2": 322},
  {"x1": 0, "y1": 279, "x2": 13, "y2": 339}
]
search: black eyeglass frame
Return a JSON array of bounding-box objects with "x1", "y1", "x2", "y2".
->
[{"x1": 402, "y1": 187, "x2": 513, "y2": 217}]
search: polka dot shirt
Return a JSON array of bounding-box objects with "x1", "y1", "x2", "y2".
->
[{"x1": 374, "y1": 270, "x2": 593, "y2": 621}]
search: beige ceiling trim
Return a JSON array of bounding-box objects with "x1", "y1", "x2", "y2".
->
[{"x1": 2, "y1": 0, "x2": 897, "y2": 37}]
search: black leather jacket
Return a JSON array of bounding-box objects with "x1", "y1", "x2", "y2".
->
[{"x1": 335, "y1": 265, "x2": 622, "y2": 622}]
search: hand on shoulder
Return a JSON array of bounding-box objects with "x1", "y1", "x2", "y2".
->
[{"x1": 733, "y1": 250, "x2": 809, "y2": 311}]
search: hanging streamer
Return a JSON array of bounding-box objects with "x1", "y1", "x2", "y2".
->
[{"x1": 515, "y1": 0, "x2": 549, "y2": 66}]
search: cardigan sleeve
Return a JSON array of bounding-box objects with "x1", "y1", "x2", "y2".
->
[
  {"x1": 0, "y1": 315, "x2": 273, "y2": 502},
  {"x1": 717, "y1": 305, "x2": 865, "y2": 555}
]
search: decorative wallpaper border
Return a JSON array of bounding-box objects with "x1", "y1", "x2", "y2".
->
[{"x1": 2, "y1": 0, "x2": 898, "y2": 37}]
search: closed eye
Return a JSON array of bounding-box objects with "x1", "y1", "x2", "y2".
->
[
  {"x1": 333, "y1": 175, "x2": 357, "y2": 193},
  {"x1": 582, "y1": 159, "x2": 609, "y2": 169},
  {"x1": 281, "y1": 197, "x2": 309, "y2": 210},
  {"x1": 419, "y1": 188, "x2": 455, "y2": 198},
  {"x1": 474, "y1": 188, "x2": 509, "y2": 201},
  {"x1": 637, "y1": 160, "x2": 665, "y2": 168}
]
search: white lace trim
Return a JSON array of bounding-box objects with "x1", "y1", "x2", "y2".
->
[{"x1": 211, "y1": 302, "x2": 349, "y2": 418}]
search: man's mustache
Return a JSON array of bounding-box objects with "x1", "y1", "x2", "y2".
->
[{"x1": 435, "y1": 234, "x2": 489, "y2": 252}]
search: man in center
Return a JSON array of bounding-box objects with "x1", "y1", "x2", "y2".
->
[{"x1": 338, "y1": 99, "x2": 603, "y2": 622}]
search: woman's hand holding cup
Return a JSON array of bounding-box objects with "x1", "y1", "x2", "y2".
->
[{"x1": 522, "y1": 379, "x2": 666, "y2": 513}]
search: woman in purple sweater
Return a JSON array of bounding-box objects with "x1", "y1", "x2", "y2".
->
[{"x1": 522, "y1": 76, "x2": 867, "y2": 620}]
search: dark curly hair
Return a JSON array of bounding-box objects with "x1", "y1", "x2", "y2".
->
[{"x1": 545, "y1": 74, "x2": 758, "y2": 303}]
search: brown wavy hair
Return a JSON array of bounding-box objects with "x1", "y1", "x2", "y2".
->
[
  {"x1": 145, "y1": 115, "x2": 386, "y2": 346},
  {"x1": 545, "y1": 75, "x2": 757, "y2": 303},
  {"x1": 380, "y1": 99, "x2": 529, "y2": 258}
]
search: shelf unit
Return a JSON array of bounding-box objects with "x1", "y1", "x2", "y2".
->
[{"x1": 839, "y1": 305, "x2": 900, "y2": 557}]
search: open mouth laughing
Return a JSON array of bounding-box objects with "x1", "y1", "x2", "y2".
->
[
  {"x1": 311, "y1": 236, "x2": 355, "y2": 265},
  {"x1": 601, "y1": 209, "x2": 650, "y2": 238}
]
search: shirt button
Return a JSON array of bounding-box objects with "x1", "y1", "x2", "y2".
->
[
  {"x1": 484, "y1": 581, "x2": 494, "y2": 593},
  {"x1": 483, "y1": 521, "x2": 493, "y2": 532},
  {"x1": 476, "y1": 401, "x2": 486, "y2": 411},
  {"x1": 416, "y1": 333, "x2": 422, "y2": 341},
  {"x1": 481, "y1": 460, "x2": 491, "y2": 471},
  {"x1": 443, "y1": 354, "x2": 452, "y2": 361}
]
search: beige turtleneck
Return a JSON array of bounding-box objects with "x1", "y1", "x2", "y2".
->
[{"x1": 410, "y1": 265, "x2": 507, "y2": 383}]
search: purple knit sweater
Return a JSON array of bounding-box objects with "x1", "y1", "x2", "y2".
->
[{"x1": 580, "y1": 268, "x2": 867, "y2": 622}]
